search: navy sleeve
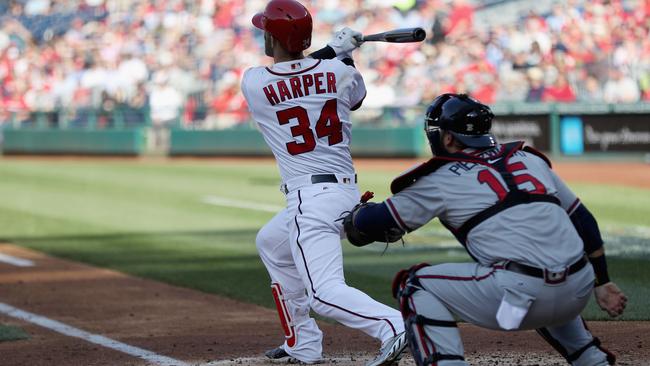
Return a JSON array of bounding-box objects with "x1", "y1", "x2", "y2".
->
[
  {"x1": 308, "y1": 45, "x2": 337, "y2": 60},
  {"x1": 340, "y1": 57, "x2": 356, "y2": 68},
  {"x1": 309, "y1": 46, "x2": 356, "y2": 68},
  {"x1": 570, "y1": 203, "x2": 604, "y2": 254},
  {"x1": 354, "y1": 202, "x2": 401, "y2": 234}
]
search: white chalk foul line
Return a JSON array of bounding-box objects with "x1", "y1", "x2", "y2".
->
[
  {"x1": 202, "y1": 195, "x2": 283, "y2": 213},
  {"x1": 0, "y1": 253, "x2": 34, "y2": 267},
  {"x1": 0, "y1": 302, "x2": 190, "y2": 366}
]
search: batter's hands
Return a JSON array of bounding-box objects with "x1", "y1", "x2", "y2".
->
[
  {"x1": 328, "y1": 27, "x2": 364, "y2": 59},
  {"x1": 594, "y1": 282, "x2": 627, "y2": 317}
]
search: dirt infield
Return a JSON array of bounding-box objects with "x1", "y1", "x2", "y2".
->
[{"x1": 1, "y1": 244, "x2": 648, "y2": 366}]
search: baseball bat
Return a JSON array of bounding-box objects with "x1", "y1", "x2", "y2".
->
[{"x1": 362, "y1": 27, "x2": 426, "y2": 43}]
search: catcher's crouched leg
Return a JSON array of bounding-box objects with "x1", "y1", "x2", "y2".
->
[
  {"x1": 393, "y1": 264, "x2": 467, "y2": 366},
  {"x1": 271, "y1": 283, "x2": 323, "y2": 363},
  {"x1": 536, "y1": 317, "x2": 616, "y2": 366}
]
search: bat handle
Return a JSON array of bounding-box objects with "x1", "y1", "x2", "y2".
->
[{"x1": 361, "y1": 34, "x2": 381, "y2": 42}]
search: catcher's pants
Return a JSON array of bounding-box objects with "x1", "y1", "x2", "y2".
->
[
  {"x1": 404, "y1": 262, "x2": 611, "y2": 366},
  {"x1": 257, "y1": 175, "x2": 403, "y2": 362}
]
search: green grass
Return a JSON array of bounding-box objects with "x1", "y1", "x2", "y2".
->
[
  {"x1": 0, "y1": 158, "x2": 648, "y2": 320},
  {"x1": 0, "y1": 324, "x2": 29, "y2": 342}
]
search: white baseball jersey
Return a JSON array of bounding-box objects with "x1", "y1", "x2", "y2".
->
[
  {"x1": 241, "y1": 58, "x2": 366, "y2": 182},
  {"x1": 386, "y1": 147, "x2": 584, "y2": 270}
]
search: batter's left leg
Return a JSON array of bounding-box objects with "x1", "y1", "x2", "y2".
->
[{"x1": 537, "y1": 316, "x2": 616, "y2": 366}]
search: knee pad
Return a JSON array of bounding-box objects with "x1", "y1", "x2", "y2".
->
[{"x1": 393, "y1": 263, "x2": 429, "y2": 316}]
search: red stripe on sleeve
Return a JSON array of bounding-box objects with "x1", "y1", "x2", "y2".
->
[
  {"x1": 567, "y1": 198, "x2": 581, "y2": 215},
  {"x1": 386, "y1": 198, "x2": 410, "y2": 232}
]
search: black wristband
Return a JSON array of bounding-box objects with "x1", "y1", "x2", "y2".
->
[
  {"x1": 589, "y1": 254, "x2": 610, "y2": 287},
  {"x1": 309, "y1": 45, "x2": 337, "y2": 60}
]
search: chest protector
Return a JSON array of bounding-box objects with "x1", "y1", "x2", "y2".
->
[{"x1": 391, "y1": 141, "x2": 561, "y2": 250}]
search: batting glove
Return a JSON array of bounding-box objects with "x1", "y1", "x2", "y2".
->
[{"x1": 328, "y1": 27, "x2": 364, "y2": 59}]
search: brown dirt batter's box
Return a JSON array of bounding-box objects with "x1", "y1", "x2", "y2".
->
[{"x1": 0, "y1": 244, "x2": 648, "y2": 366}]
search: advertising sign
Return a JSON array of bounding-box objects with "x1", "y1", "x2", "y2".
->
[
  {"x1": 581, "y1": 114, "x2": 650, "y2": 152},
  {"x1": 492, "y1": 115, "x2": 550, "y2": 151}
]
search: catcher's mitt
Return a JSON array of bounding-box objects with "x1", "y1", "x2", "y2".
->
[{"x1": 342, "y1": 201, "x2": 405, "y2": 247}]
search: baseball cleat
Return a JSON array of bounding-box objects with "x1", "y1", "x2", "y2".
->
[
  {"x1": 265, "y1": 346, "x2": 322, "y2": 364},
  {"x1": 265, "y1": 346, "x2": 291, "y2": 360},
  {"x1": 366, "y1": 331, "x2": 408, "y2": 366}
]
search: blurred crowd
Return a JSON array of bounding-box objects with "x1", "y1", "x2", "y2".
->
[{"x1": 1, "y1": 0, "x2": 650, "y2": 128}]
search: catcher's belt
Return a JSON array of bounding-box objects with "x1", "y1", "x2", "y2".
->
[{"x1": 503, "y1": 255, "x2": 588, "y2": 284}]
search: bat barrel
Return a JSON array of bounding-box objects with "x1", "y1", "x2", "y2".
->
[
  {"x1": 411, "y1": 28, "x2": 426, "y2": 41},
  {"x1": 362, "y1": 28, "x2": 426, "y2": 43}
]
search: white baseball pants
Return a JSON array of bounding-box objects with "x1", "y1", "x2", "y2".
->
[{"x1": 256, "y1": 175, "x2": 404, "y2": 362}]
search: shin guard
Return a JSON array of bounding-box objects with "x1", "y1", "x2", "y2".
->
[
  {"x1": 537, "y1": 319, "x2": 616, "y2": 366},
  {"x1": 395, "y1": 266, "x2": 464, "y2": 366},
  {"x1": 271, "y1": 283, "x2": 297, "y2": 348}
]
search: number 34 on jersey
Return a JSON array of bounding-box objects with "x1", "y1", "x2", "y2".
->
[{"x1": 241, "y1": 58, "x2": 366, "y2": 181}]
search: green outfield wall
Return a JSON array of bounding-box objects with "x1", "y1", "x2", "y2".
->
[
  {"x1": 170, "y1": 129, "x2": 269, "y2": 156},
  {"x1": 2, "y1": 102, "x2": 649, "y2": 157},
  {"x1": 169, "y1": 126, "x2": 426, "y2": 157},
  {"x1": 1, "y1": 128, "x2": 146, "y2": 155}
]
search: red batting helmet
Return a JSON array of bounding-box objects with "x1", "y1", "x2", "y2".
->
[{"x1": 252, "y1": 0, "x2": 312, "y2": 53}]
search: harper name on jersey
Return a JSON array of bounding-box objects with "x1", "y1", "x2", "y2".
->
[{"x1": 263, "y1": 71, "x2": 337, "y2": 106}]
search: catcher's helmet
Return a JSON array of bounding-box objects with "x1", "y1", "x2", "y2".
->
[
  {"x1": 252, "y1": 0, "x2": 312, "y2": 53},
  {"x1": 424, "y1": 93, "x2": 496, "y2": 155}
]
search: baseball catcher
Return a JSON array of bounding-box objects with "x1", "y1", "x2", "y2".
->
[{"x1": 343, "y1": 93, "x2": 627, "y2": 366}]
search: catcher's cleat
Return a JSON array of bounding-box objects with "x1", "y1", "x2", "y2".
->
[{"x1": 366, "y1": 331, "x2": 408, "y2": 366}]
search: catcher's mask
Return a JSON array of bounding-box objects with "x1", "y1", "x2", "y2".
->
[{"x1": 424, "y1": 93, "x2": 496, "y2": 156}]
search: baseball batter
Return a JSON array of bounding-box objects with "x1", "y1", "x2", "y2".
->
[
  {"x1": 240, "y1": 1, "x2": 406, "y2": 365},
  {"x1": 343, "y1": 94, "x2": 627, "y2": 366}
]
